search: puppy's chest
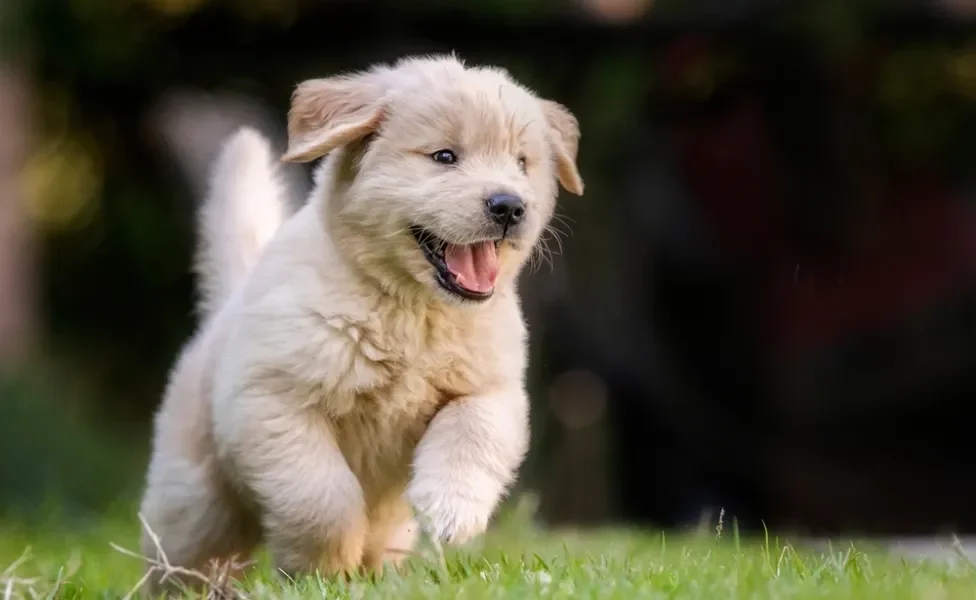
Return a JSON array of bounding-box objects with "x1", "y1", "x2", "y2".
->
[{"x1": 333, "y1": 345, "x2": 485, "y2": 490}]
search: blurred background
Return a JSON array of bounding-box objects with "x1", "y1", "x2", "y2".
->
[{"x1": 3, "y1": 0, "x2": 976, "y2": 539}]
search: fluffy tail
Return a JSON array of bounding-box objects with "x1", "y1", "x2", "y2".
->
[{"x1": 194, "y1": 127, "x2": 286, "y2": 320}]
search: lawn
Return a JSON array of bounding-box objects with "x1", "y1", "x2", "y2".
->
[{"x1": 1, "y1": 502, "x2": 975, "y2": 599}]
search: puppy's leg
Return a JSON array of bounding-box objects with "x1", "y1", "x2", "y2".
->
[
  {"x1": 223, "y1": 399, "x2": 367, "y2": 578},
  {"x1": 139, "y1": 450, "x2": 260, "y2": 595},
  {"x1": 407, "y1": 388, "x2": 529, "y2": 544},
  {"x1": 361, "y1": 495, "x2": 416, "y2": 574},
  {"x1": 383, "y1": 516, "x2": 419, "y2": 569}
]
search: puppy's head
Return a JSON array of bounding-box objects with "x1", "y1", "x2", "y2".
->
[{"x1": 283, "y1": 55, "x2": 583, "y2": 304}]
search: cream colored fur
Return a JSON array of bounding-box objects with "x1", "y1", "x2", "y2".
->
[{"x1": 138, "y1": 54, "x2": 583, "y2": 590}]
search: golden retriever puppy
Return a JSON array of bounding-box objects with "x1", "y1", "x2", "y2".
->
[{"x1": 138, "y1": 54, "x2": 583, "y2": 588}]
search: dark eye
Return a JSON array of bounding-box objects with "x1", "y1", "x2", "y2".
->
[
  {"x1": 517, "y1": 156, "x2": 527, "y2": 174},
  {"x1": 431, "y1": 149, "x2": 457, "y2": 165}
]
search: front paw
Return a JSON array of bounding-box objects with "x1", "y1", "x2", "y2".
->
[{"x1": 406, "y1": 479, "x2": 494, "y2": 545}]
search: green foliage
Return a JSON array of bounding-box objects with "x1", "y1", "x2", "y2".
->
[
  {"x1": 0, "y1": 0, "x2": 25, "y2": 60},
  {"x1": 0, "y1": 368, "x2": 143, "y2": 521}
]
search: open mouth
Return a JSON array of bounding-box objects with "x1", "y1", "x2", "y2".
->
[{"x1": 410, "y1": 226, "x2": 500, "y2": 302}]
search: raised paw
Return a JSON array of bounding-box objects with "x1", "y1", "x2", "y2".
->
[{"x1": 407, "y1": 479, "x2": 495, "y2": 545}]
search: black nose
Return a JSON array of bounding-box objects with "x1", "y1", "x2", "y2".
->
[{"x1": 486, "y1": 194, "x2": 526, "y2": 226}]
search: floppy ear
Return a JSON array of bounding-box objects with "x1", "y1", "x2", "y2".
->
[
  {"x1": 540, "y1": 99, "x2": 584, "y2": 196},
  {"x1": 281, "y1": 74, "x2": 385, "y2": 163}
]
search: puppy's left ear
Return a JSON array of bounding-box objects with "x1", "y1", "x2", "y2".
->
[
  {"x1": 540, "y1": 100, "x2": 584, "y2": 196},
  {"x1": 281, "y1": 74, "x2": 384, "y2": 163}
]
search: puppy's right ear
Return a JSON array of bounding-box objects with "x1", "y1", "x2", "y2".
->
[{"x1": 281, "y1": 74, "x2": 384, "y2": 163}]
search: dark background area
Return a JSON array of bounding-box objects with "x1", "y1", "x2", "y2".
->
[{"x1": 3, "y1": 0, "x2": 976, "y2": 538}]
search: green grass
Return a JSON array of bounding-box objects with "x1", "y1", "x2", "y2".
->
[{"x1": 2, "y1": 505, "x2": 975, "y2": 599}]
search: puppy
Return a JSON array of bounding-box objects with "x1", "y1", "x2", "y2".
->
[{"x1": 138, "y1": 54, "x2": 583, "y2": 587}]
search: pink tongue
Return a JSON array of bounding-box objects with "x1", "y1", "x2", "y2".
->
[{"x1": 444, "y1": 241, "x2": 499, "y2": 293}]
